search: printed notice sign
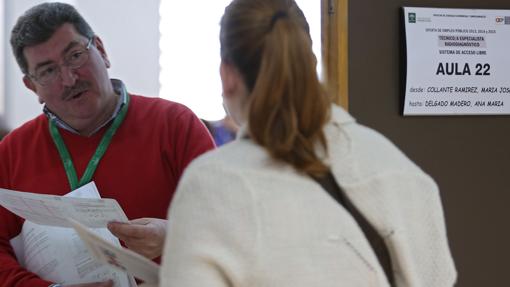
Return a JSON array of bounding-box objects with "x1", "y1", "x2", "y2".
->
[{"x1": 403, "y1": 7, "x2": 510, "y2": 115}]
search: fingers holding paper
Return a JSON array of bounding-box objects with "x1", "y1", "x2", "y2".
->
[{"x1": 107, "y1": 218, "x2": 167, "y2": 259}]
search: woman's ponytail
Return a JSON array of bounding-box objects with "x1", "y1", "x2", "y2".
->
[{"x1": 221, "y1": 0, "x2": 332, "y2": 177}]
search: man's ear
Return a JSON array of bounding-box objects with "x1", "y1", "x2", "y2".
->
[
  {"x1": 93, "y1": 36, "x2": 111, "y2": 68},
  {"x1": 23, "y1": 75, "x2": 36, "y2": 93},
  {"x1": 23, "y1": 75, "x2": 44, "y2": 104},
  {"x1": 220, "y1": 61, "x2": 239, "y2": 98}
]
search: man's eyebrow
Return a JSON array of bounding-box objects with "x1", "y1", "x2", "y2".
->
[
  {"x1": 33, "y1": 40, "x2": 83, "y2": 72},
  {"x1": 33, "y1": 60, "x2": 54, "y2": 72},
  {"x1": 61, "y1": 40, "x2": 82, "y2": 55}
]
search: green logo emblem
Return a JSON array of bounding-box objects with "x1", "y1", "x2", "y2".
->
[{"x1": 408, "y1": 13, "x2": 416, "y2": 23}]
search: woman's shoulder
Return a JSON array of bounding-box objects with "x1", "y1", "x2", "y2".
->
[
  {"x1": 327, "y1": 105, "x2": 427, "y2": 182},
  {"x1": 186, "y1": 138, "x2": 267, "y2": 174}
]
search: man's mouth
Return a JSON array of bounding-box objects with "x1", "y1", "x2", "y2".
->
[
  {"x1": 63, "y1": 81, "x2": 91, "y2": 101},
  {"x1": 66, "y1": 90, "x2": 87, "y2": 101},
  {"x1": 72, "y1": 91, "x2": 85, "y2": 99}
]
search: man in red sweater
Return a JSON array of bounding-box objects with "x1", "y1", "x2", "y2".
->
[{"x1": 0, "y1": 3, "x2": 215, "y2": 287}]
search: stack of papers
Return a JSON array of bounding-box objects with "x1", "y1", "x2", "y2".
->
[{"x1": 0, "y1": 182, "x2": 159, "y2": 286}]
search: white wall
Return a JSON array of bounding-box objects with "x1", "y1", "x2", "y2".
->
[
  {"x1": 159, "y1": 0, "x2": 322, "y2": 121},
  {"x1": 3, "y1": 0, "x2": 160, "y2": 130},
  {"x1": 78, "y1": 0, "x2": 160, "y2": 97}
]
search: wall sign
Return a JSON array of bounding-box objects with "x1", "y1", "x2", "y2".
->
[{"x1": 403, "y1": 7, "x2": 510, "y2": 115}]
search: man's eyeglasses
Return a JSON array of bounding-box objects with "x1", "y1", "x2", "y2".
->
[{"x1": 28, "y1": 38, "x2": 93, "y2": 86}]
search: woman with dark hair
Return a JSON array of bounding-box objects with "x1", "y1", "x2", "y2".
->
[{"x1": 159, "y1": 0, "x2": 456, "y2": 286}]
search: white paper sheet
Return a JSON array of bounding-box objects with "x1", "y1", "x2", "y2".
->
[
  {"x1": 0, "y1": 182, "x2": 129, "y2": 228},
  {"x1": 68, "y1": 218, "x2": 160, "y2": 285},
  {"x1": 8, "y1": 182, "x2": 136, "y2": 287}
]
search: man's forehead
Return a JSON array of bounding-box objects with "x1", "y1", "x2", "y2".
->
[{"x1": 24, "y1": 24, "x2": 86, "y2": 69}]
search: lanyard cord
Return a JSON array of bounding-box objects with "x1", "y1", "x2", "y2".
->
[{"x1": 49, "y1": 93, "x2": 130, "y2": 190}]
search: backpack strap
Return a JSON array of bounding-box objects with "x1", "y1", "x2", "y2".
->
[{"x1": 311, "y1": 171, "x2": 395, "y2": 286}]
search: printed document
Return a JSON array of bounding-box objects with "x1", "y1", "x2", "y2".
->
[
  {"x1": 7, "y1": 182, "x2": 136, "y2": 287},
  {"x1": 0, "y1": 182, "x2": 128, "y2": 228},
  {"x1": 69, "y1": 218, "x2": 160, "y2": 285}
]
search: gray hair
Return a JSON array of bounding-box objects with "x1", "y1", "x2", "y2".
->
[{"x1": 10, "y1": 2, "x2": 95, "y2": 74}]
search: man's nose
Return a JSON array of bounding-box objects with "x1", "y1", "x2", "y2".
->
[{"x1": 59, "y1": 66, "x2": 78, "y2": 87}]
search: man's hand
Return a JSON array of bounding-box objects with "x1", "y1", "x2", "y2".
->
[
  {"x1": 64, "y1": 280, "x2": 113, "y2": 287},
  {"x1": 107, "y1": 218, "x2": 167, "y2": 259}
]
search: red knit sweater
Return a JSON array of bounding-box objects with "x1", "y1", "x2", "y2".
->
[{"x1": 0, "y1": 94, "x2": 215, "y2": 287}]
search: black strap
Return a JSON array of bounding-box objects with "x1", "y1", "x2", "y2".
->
[{"x1": 312, "y1": 171, "x2": 395, "y2": 286}]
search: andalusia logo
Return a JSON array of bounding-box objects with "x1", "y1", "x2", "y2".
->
[{"x1": 408, "y1": 12, "x2": 416, "y2": 23}]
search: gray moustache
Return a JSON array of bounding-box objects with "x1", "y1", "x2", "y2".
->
[{"x1": 62, "y1": 81, "x2": 91, "y2": 100}]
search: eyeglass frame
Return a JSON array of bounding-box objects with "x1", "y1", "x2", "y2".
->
[{"x1": 26, "y1": 37, "x2": 93, "y2": 86}]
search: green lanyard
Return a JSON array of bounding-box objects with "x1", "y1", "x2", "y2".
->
[{"x1": 49, "y1": 94, "x2": 130, "y2": 190}]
